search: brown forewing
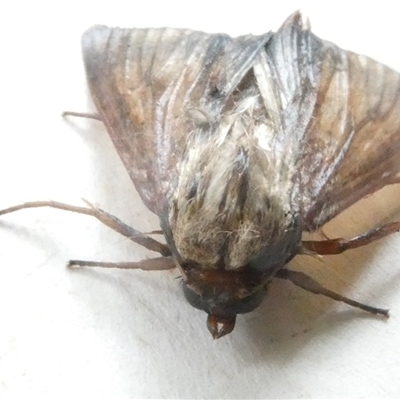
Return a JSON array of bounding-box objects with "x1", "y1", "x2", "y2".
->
[
  {"x1": 82, "y1": 13, "x2": 400, "y2": 230},
  {"x1": 300, "y1": 48, "x2": 400, "y2": 229},
  {"x1": 264, "y1": 13, "x2": 400, "y2": 230},
  {"x1": 81, "y1": 26, "x2": 271, "y2": 215}
]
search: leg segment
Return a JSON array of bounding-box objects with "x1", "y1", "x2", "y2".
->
[
  {"x1": 302, "y1": 221, "x2": 400, "y2": 255},
  {"x1": 0, "y1": 200, "x2": 171, "y2": 257},
  {"x1": 68, "y1": 256, "x2": 175, "y2": 270},
  {"x1": 62, "y1": 111, "x2": 102, "y2": 121},
  {"x1": 275, "y1": 269, "x2": 389, "y2": 317},
  {"x1": 3, "y1": 111, "x2": 173, "y2": 269}
]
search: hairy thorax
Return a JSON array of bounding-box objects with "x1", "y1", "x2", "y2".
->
[{"x1": 169, "y1": 95, "x2": 300, "y2": 271}]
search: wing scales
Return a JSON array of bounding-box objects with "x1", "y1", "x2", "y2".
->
[
  {"x1": 82, "y1": 26, "x2": 271, "y2": 215},
  {"x1": 258, "y1": 13, "x2": 400, "y2": 229},
  {"x1": 300, "y1": 38, "x2": 400, "y2": 228},
  {"x1": 82, "y1": 14, "x2": 400, "y2": 231}
]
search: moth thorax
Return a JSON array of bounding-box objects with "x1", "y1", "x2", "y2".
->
[{"x1": 170, "y1": 123, "x2": 296, "y2": 270}]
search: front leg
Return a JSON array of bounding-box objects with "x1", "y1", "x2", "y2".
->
[
  {"x1": 276, "y1": 269, "x2": 389, "y2": 317},
  {"x1": 68, "y1": 257, "x2": 176, "y2": 270},
  {"x1": 62, "y1": 111, "x2": 102, "y2": 121},
  {"x1": 302, "y1": 221, "x2": 400, "y2": 255},
  {"x1": 0, "y1": 199, "x2": 171, "y2": 257}
]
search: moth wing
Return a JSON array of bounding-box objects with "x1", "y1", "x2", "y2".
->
[
  {"x1": 81, "y1": 26, "x2": 271, "y2": 215},
  {"x1": 260, "y1": 12, "x2": 400, "y2": 230}
]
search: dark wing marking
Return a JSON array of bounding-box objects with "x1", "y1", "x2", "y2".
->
[
  {"x1": 82, "y1": 26, "x2": 271, "y2": 215},
  {"x1": 262, "y1": 12, "x2": 400, "y2": 230}
]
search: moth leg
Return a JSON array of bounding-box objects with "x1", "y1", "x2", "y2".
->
[
  {"x1": 0, "y1": 200, "x2": 171, "y2": 256},
  {"x1": 145, "y1": 230, "x2": 164, "y2": 235},
  {"x1": 275, "y1": 269, "x2": 389, "y2": 316},
  {"x1": 68, "y1": 256, "x2": 175, "y2": 270},
  {"x1": 62, "y1": 111, "x2": 102, "y2": 121},
  {"x1": 302, "y1": 221, "x2": 400, "y2": 255}
]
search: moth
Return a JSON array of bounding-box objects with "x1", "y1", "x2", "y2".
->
[{"x1": 2, "y1": 11, "x2": 400, "y2": 339}]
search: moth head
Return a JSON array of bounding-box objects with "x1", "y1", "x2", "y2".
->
[{"x1": 181, "y1": 265, "x2": 266, "y2": 339}]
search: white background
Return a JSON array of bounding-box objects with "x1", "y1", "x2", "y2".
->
[{"x1": 1, "y1": 1, "x2": 400, "y2": 398}]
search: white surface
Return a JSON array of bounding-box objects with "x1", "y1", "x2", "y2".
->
[{"x1": 1, "y1": 1, "x2": 400, "y2": 398}]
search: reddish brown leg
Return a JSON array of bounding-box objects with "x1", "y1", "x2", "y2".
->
[
  {"x1": 275, "y1": 269, "x2": 389, "y2": 316},
  {"x1": 2, "y1": 112, "x2": 172, "y2": 269},
  {"x1": 0, "y1": 200, "x2": 171, "y2": 257},
  {"x1": 302, "y1": 221, "x2": 400, "y2": 255},
  {"x1": 68, "y1": 256, "x2": 175, "y2": 270},
  {"x1": 62, "y1": 111, "x2": 102, "y2": 121}
]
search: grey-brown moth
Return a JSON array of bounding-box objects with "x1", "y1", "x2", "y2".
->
[{"x1": 2, "y1": 11, "x2": 400, "y2": 338}]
